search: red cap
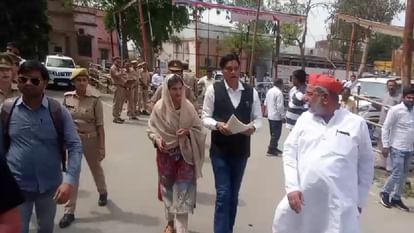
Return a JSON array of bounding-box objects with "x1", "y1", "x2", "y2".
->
[{"x1": 309, "y1": 74, "x2": 342, "y2": 94}]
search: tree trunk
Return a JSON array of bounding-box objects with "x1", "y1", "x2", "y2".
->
[
  {"x1": 121, "y1": 12, "x2": 129, "y2": 60},
  {"x1": 357, "y1": 30, "x2": 371, "y2": 77},
  {"x1": 299, "y1": 42, "x2": 306, "y2": 70},
  {"x1": 300, "y1": 3, "x2": 310, "y2": 70}
]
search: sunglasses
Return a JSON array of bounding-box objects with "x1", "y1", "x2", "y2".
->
[{"x1": 18, "y1": 76, "x2": 42, "y2": 86}]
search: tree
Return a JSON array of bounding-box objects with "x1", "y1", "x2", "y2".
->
[
  {"x1": 218, "y1": 0, "x2": 279, "y2": 75},
  {"x1": 74, "y1": 0, "x2": 191, "y2": 66},
  {"x1": 278, "y1": 0, "x2": 329, "y2": 69},
  {"x1": 0, "y1": 0, "x2": 50, "y2": 59},
  {"x1": 331, "y1": 0, "x2": 405, "y2": 76}
]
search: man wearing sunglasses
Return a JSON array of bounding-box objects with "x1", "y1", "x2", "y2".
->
[
  {"x1": 0, "y1": 60, "x2": 83, "y2": 233},
  {"x1": 0, "y1": 53, "x2": 20, "y2": 104}
]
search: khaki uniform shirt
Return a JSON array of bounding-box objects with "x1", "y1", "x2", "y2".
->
[
  {"x1": 139, "y1": 69, "x2": 150, "y2": 90},
  {"x1": 63, "y1": 89, "x2": 104, "y2": 134},
  {"x1": 183, "y1": 72, "x2": 198, "y2": 96},
  {"x1": 124, "y1": 68, "x2": 137, "y2": 89},
  {"x1": 110, "y1": 65, "x2": 126, "y2": 86},
  {"x1": 0, "y1": 85, "x2": 20, "y2": 104}
]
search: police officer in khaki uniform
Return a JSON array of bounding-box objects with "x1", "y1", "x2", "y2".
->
[
  {"x1": 5, "y1": 51, "x2": 22, "y2": 84},
  {"x1": 110, "y1": 57, "x2": 127, "y2": 123},
  {"x1": 0, "y1": 53, "x2": 20, "y2": 104},
  {"x1": 127, "y1": 60, "x2": 140, "y2": 119},
  {"x1": 150, "y1": 60, "x2": 196, "y2": 107},
  {"x1": 123, "y1": 60, "x2": 138, "y2": 120},
  {"x1": 59, "y1": 68, "x2": 108, "y2": 228},
  {"x1": 183, "y1": 63, "x2": 198, "y2": 99},
  {"x1": 138, "y1": 61, "x2": 150, "y2": 115},
  {"x1": 131, "y1": 60, "x2": 141, "y2": 116}
]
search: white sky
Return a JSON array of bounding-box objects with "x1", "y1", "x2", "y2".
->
[{"x1": 201, "y1": 0, "x2": 407, "y2": 48}]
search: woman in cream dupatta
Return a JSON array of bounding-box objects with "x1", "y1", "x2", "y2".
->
[{"x1": 147, "y1": 74, "x2": 206, "y2": 233}]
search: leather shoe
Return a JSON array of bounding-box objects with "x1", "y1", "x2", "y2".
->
[
  {"x1": 59, "y1": 214, "x2": 75, "y2": 228},
  {"x1": 113, "y1": 118, "x2": 124, "y2": 124},
  {"x1": 98, "y1": 193, "x2": 108, "y2": 206}
]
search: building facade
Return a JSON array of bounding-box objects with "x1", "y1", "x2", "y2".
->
[
  {"x1": 158, "y1": 22, "x2": 248, "y2": 76},
  {"x1": 47, "y1": 0, "x2": 119, "y2": 67}
]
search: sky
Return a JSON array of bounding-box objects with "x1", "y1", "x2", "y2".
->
[{"x1": 201, "y1": 0, "x2": 407, "y2": 48}]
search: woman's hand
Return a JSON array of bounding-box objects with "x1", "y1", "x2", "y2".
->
[
  {"x1": 156, "y1": 138, "x2": 168, "y2": 152},
  {"x1": 176, "y1": 128, "x2": 189, "y2": 137},
  {"x1": 99, "y1": 148, "x2": 105, "y2": 161}
]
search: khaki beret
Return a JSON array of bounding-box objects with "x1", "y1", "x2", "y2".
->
[
  {"x1": 168, "y1": 60, "x2": 183, "y2": 71},
  {"x1": 0, "y1": 53, "x2": 13, "y2": 69},
  {"x1": 4, "y1": 52, "x2": 22, "y2": 64},
  {"x1": 70, "y1": 68, "x2": 89, "y2": 80}
]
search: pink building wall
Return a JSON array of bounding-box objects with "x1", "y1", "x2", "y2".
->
[
  {"x1": 48, "y1": 1, "x2": 119, "y2": 66},
  {"x1": 73, "y1": 6, "x2": 119, "y2": 66}
]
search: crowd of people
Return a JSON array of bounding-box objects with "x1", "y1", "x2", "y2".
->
[{"x1": 1, "y1": 45, "x2": 413, "y2": 233}]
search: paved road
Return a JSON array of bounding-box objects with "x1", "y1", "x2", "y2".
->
[{"x1": 27, "y1": 89, "x2": 414, "y2": 233}]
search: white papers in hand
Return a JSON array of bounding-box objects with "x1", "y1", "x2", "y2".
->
[{"x1": 226, "y1": 114, "x2": 251, "y2": 135}]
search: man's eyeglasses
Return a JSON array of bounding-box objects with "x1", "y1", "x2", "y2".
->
[{"x1": 18, "y1": 76, "x2": 41, "y2": 86}]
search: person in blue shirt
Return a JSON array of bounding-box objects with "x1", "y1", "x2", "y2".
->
[{"x1": 0, "y1": 60, "x2": 83, "y2": 233}]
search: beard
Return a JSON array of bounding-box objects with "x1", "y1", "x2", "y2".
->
[{"x1": 309, "y1": 98, "x2": 325, "y2": 115}]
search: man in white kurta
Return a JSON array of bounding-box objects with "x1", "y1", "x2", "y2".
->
[{"x1": 273, "y1": 74, "x2": 375, "y2": 233}]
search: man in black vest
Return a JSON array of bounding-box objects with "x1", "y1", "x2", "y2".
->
[{"x1": 202, "y1": 54, "x2": 263, "y2": 233}]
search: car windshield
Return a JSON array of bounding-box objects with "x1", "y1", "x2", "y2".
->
[
  {"x1": 215, "y1": 74, "x2": 223, "y2": 81},
  {"x1": 358, "y1": 81, "x2": 401, "y2": 99},
  {"x1": 46, "y1": 58, "x2": 75, "y2": 68}
]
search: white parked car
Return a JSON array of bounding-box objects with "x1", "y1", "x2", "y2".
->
[
  {"x1": 213, "y1": 70, "x2": 223, "y2": 82},
  {"x1": 45, "y1": 55, "x2": 76, "y2": 87},
  {"x1": 354, "y1": 76, "x2": 412, "y2": 142}
]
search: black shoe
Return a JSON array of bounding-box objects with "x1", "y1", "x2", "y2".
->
[
  {"x1": 276, "y1": 149, "x2": 283, "y2": 154},
  {"x1": 98, "y1": 193, "x2": 108, "y2": 206},
  {"x1": 59, "y1": 214, "x2": 75, "y2": 228},
  {"x1": 113, "y1": 118, "x2": 124, "y2": 124},
  {"x1": 141, "y1": 110, "x2": 150, "y2": 116},
  {"x1": 379, "y1": 192, "x2": 392, "y2": 208},
  {"x1": 266, "y1": 152, "x2": 279, "y2": 157},
  {"x1": 391, "y1": 198, "x2": 410, "y2": 212}
]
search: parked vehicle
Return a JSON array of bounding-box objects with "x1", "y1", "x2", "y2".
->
[{"x1": 45, "y1": 54, "x2": 76, "y2": 88}]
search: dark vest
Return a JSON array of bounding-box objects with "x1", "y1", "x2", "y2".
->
[{"x1": 211, "y1": 81, "x2": 253, "y2": 157}]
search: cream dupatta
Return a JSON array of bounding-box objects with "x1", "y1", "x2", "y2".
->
[{"x1": 147, "y1": 74, "x2": 206, "y2": 178}]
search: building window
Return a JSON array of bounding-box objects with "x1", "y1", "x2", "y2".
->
[
  {"x1": 54, "y1": 46, "x2": 62, "y2": 53},
  {"x1": 77, "y1": 35, "x2": 92, "y2": 57},
  {"x1": 100, "y1": 49, "x2": 109, "y2": 60}
]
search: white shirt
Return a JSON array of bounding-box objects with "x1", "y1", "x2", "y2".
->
[
  {"x1": 273, "y1": 109, "x2": 374, "y2": 233},
  {"x1": 344, "y1": 80, "x2": 358, "y2": 94},
  {"x1": 264, "y1": 86, "x2": 285, "y2": 121},
  {"x1": 202, "y1": 80, "x2": 263, "y2": 131},
  {"x1": 151, "y1": 73, "x2": 164, "y2": 88},
  {"x1": 197, "y1": 75, "x2": 215, "y2": 96},
  {"x1": 382, "y1": 102, "x2": 414, "y2": 151}
]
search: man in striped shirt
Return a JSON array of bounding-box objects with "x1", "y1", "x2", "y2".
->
[{"x1": 286, "y1": 69, "x2": 308, "y2": 129}]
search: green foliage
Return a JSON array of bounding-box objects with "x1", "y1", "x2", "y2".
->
[
  {"x1": 223, "y1": 31, "x2": 273, "y2": 54},
  {"x1": 280, "y1": 23, "x2": 303, "y2": 47},
  {"x1": 78, "y1": 0, "x2": 190, "y2": 52},
  {"x1": 0, "y1": 0, "x2": 50, "y2": 59},
  {"x1": 330, "y1": 0, "x2": 405, "y2": 61},
  {"x1": 367, "y1": 34, "x2": 402, "y2": 62}
]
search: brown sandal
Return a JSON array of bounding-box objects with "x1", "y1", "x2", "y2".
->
[{"x1": 164, "y1": 225, "x2": 175, "y2": 233}]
